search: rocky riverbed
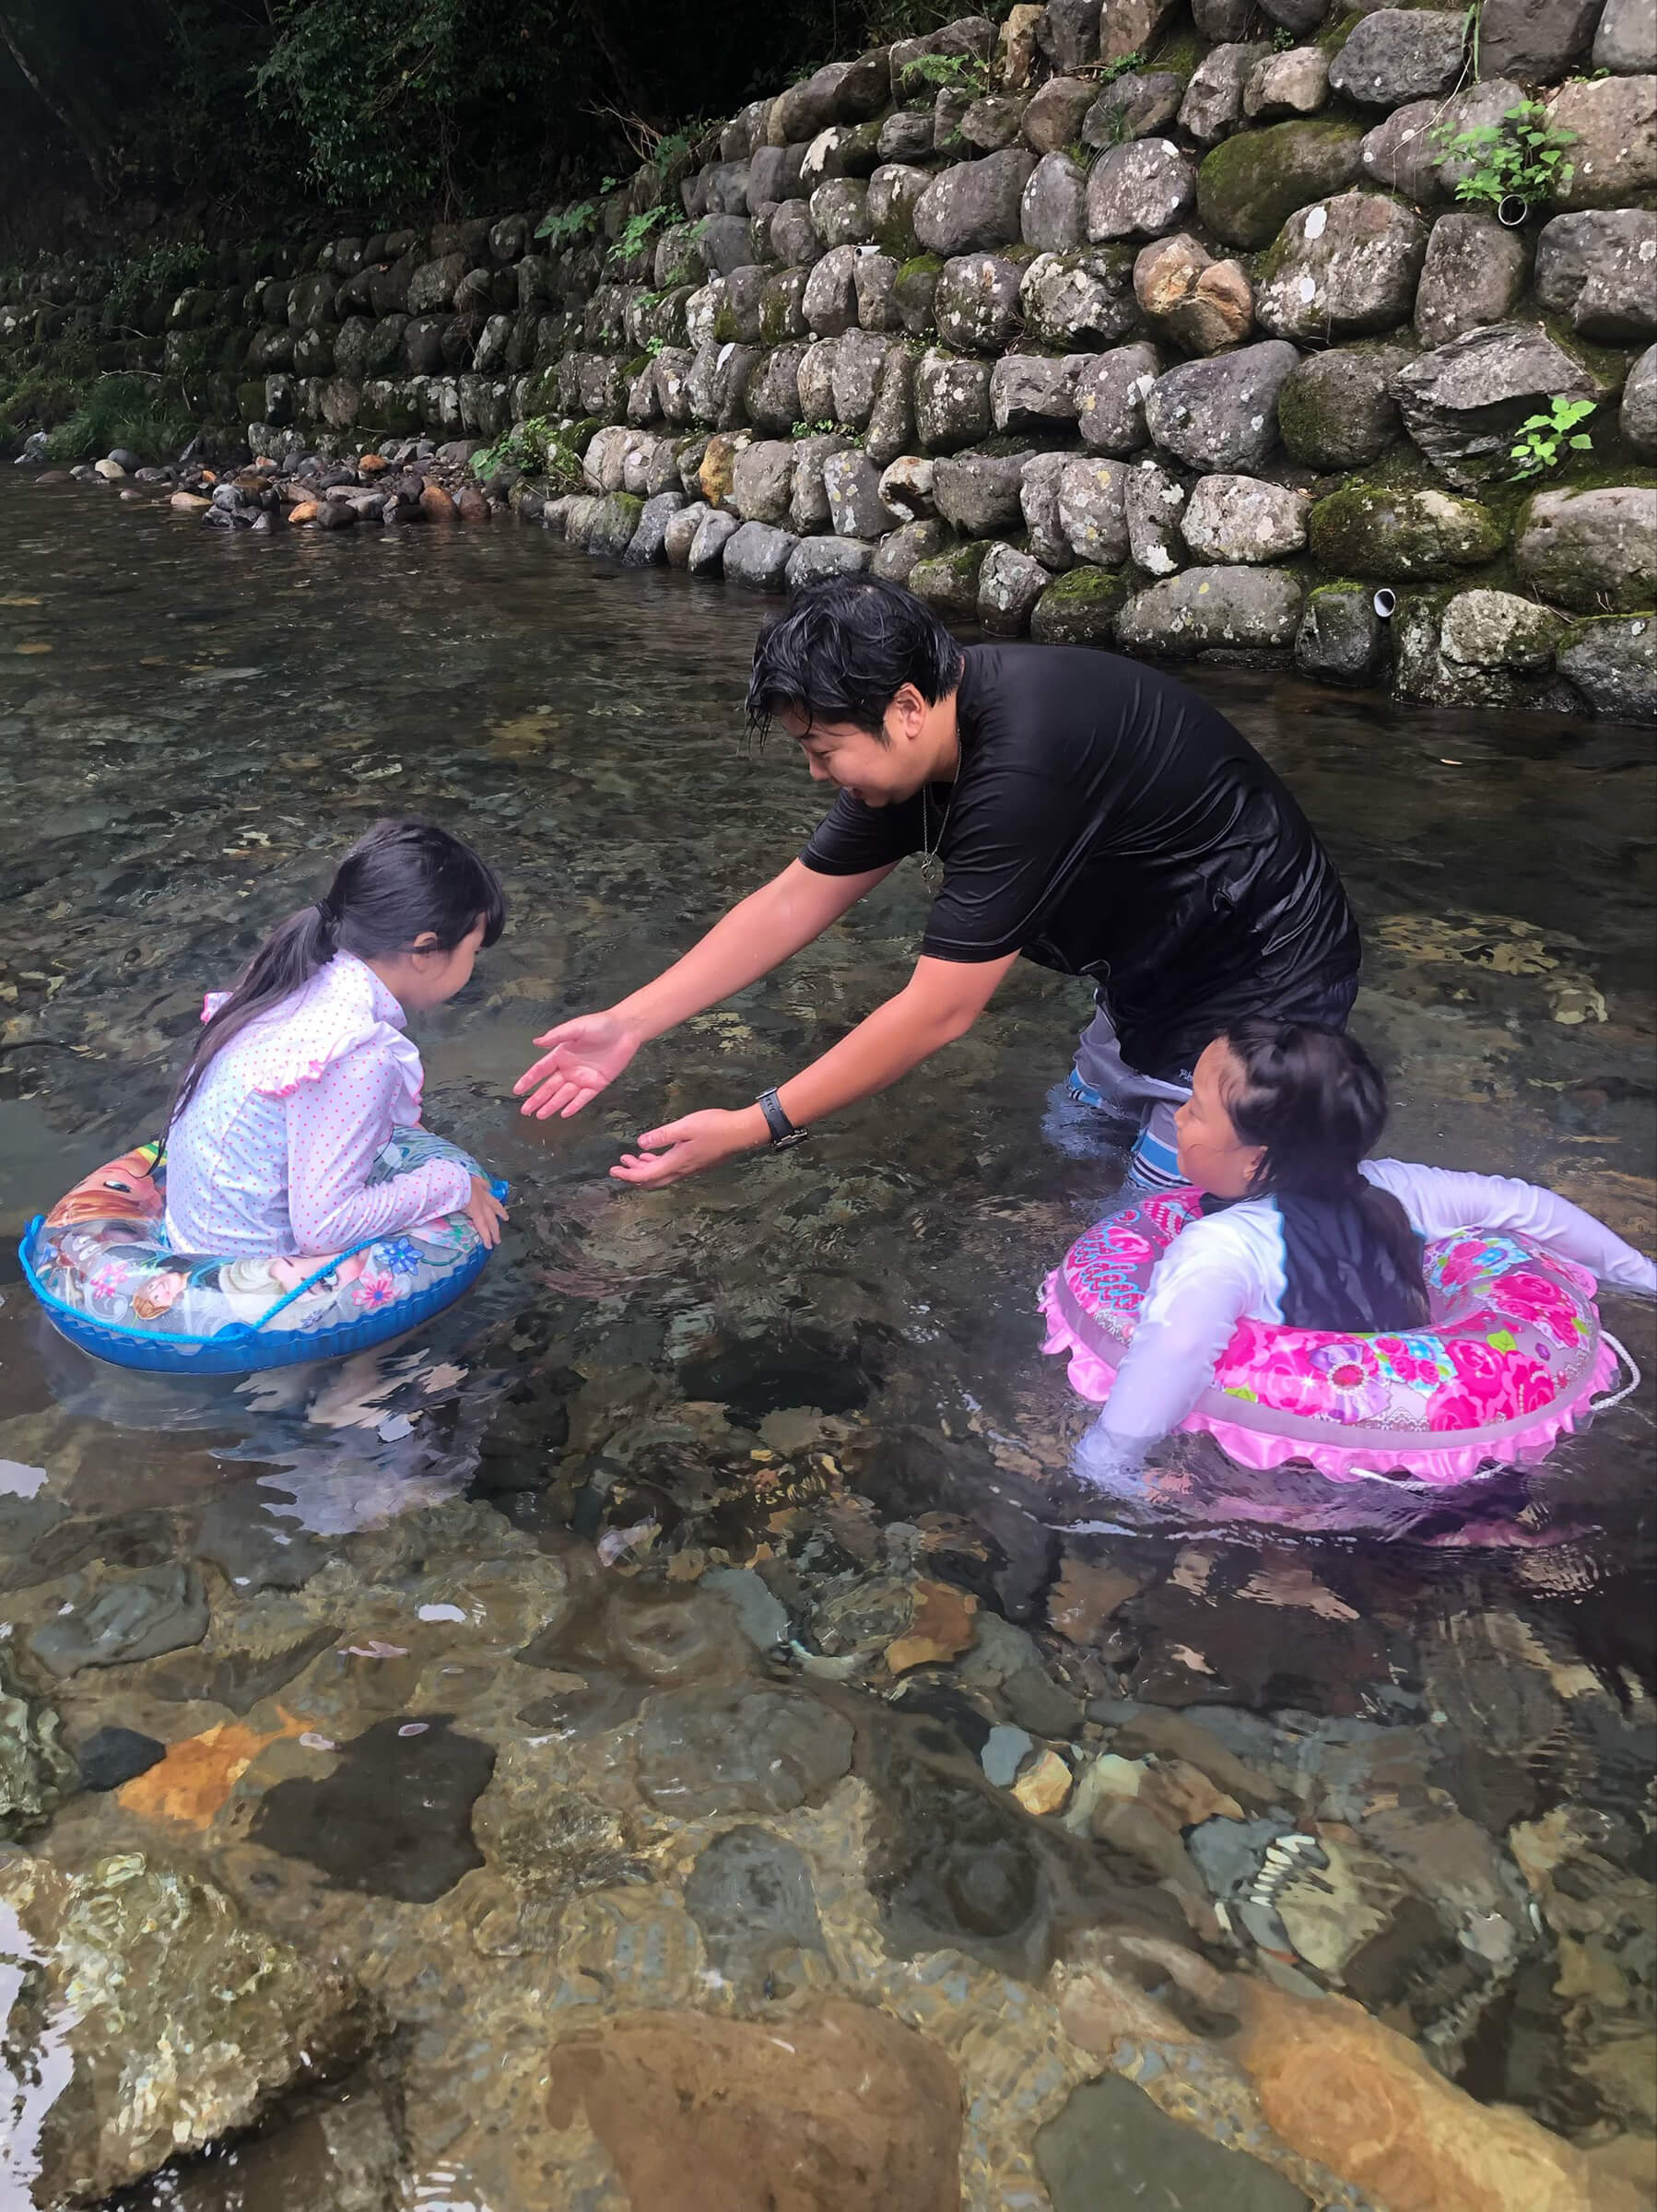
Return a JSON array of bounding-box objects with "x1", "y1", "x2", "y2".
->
[{"x1": 1, "y1": 477, "x2": 1654, "y2": 2210}]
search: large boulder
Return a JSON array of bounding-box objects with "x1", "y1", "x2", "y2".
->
[
  {"x1": 785, "y1": 535, "x2": 876, "y2": 589},
  {"x1": 1545, "y1": 74, "x2": 1657, "y2": 210},
  {"x1": 1393, "y1": 324, "x2": 1607, "y2": 487},
  {"x1": 1058, "y1": 455, "x2": 1132, "y2": 563},
  {"x1": 811, "y1": 178, "x2": 873, "y2": 248},
  {"x1": 1245, "y1": 46, "x2": 1331, "y2": 119},
  {"x1": 1024, "y1": 75, "x2": 1099, "y2": 152},
  {"x1": 1083, "y1": 72, "x2": 1186, "y2": 147},
  {"x1": 770, "y1": 200, "x2": 824, "y2": 267},
  {"x1": 872, "y1": 516, "x2": 953, "y2": 582},
  {"x1": 914, "y1": 148, "x2": 1036, "y2": 254},
  {"x1": 1076, "y1": 340, "x2": 1161, "y2": 452},
  {"x1": 1309, "y1": 482, "x2": 1506, "y2": 578},
  {"x1": 991, "y1": 350, "x2": 1091, "y2": 429},
  {"x1": 1179, "y1": 42, "x2": 1275, "y2": 146},
  {"x1": 1358, "y1": 81, "x2": 1524, "y2": 207},
  {"x1": 1557, "y1": 616, "x2": 1657, "y2": 719},
  {"x1": 803, "y1": 245, "x2": 860, "y2": 336},
  {"x1": 935, "y1": 253, "x2": 1027, "y2": 351},
  {"x1": 1144, "y1": 340, "x2": 1301, "y2": 470},
  {"x1": 910, "y1": 540, "x2": 992, "y2": 618},
  {"x1": 1037, "y1": 0, "x2": 1102, "y2": 69},
  {"x1": 791, "y1": 431, "x2": 854, "y2": 529},
  {"x1": 1277, "y1": 347, "x2": 1402, "y2": 467},
  {"x1": 624, "y1": 489, "x2": 687, "y2": 566},
  {"x1": 1134, "y1": 235, "x2": 1254, "y2": 355},
  {"x1": 1327, "y1": 9, "x2": 1467, "y2": 106},
  {"x1": 879, "y1": 454, "x2": 936, "y2": 522},
  {"x1": 869, "y1": 164, "x2": 931, "y2": 256},
  {"x1": 1414, "y1": 213, "x2": 1530, "y2": 347},
  {"x1": 723, "y1": 519, "x2": 801, "y2": 589},
  {"x1": 1596, "y1": 0, "x2": 1652, "y2": 71},
  {"x1": 1019, "y1": 248, "x2": 1141, "y2": 347},
  {"x1": 824, "y1": 449, "x2": 888, "y2": 535},
  {"x1": 1, "y1": 1851, "x2": 370, "y2": 2205},
  {"x1": 832, "y1": 330, "x2": 898, "y2": 426},
  {"x1": 854, "y1": 251, "x2": 901, "y2": 333},
  {"x1": 1255, "y1": 194, "x2": 1428, "y2": 342},
  {"x1": 1021, "y1": 153, "x2": 1089, "y2": 253},
  {"x1": 1181, "y1": 473, "x2": 1311, "y2": 562},
  {"x1": 798, "y1": 335, "x2": 841, "y2": 423},
  {"x1": 1439, "y1": 587, "x2": 1564, "y2": 672},
  {"x1": 932, "y1": 450, "x2": 1028, "y2": 535},
  {"x1": 1479, "y1": 0, "x2": 1604, "y2": 78},
  {"x1": 1126, "y1": 459, "x2": 1192, "y2": 574},
  {"x1": 1534, "y1": 211, "x2": 1657, "y2": 344},
  {"x1": 866, "y1": 348, "x2": 918, "y2": 462},
  {"x1": 1031, "y1": 566, "x2": 1133, "y2": 643},
  {"x1": 979, "y1": 541, "x2": 1054, "y2": 634},
  {"x1": 731, "y1": 439, "x2": 796, "y2": 524},
  {"x1": 1296, "y1": 584, "x2": 1388, "y2": 686},
  {"x1": 914, "y1": 347, "x2": 994, "y2": 449},
  {"x1": 1622, "y1": 344, "x2": 1657, "y2": 457},
  {"x1": 588, "y1": 490, "x2": 646, "y2": 559},
  {"x1": 759, "y1": 268, "x2": 811, "y2": 344},
  {"x1": 1086, "y1": 141, "x2": 1198, "y2": 241},
  {"x1": 1515, "y1": 486, "x2": 1657, "y2": 613},
  {"x1": 688, "y1": 506, "x2": 742, "y2": 572},
  {"x1": 1117, "y1": 566, "x2": 1304, "y2": 654},
  {"x1": 745, "y1": 347, "x2": 808, "y2": 432},
  {"x1": 1019, "y1": 449, "x2": 1076, "y2": 566},
  {"x1": 1196, "y1": 120, "x2": 1367, "y2": 250}
]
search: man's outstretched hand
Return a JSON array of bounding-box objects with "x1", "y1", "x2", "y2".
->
[
  {"x1": 514, "y1": 1010, "x2": 640, "y2": 1120},
  {"x1": 610, "y1": 1107, "x2": 767, "y2": 1188}
]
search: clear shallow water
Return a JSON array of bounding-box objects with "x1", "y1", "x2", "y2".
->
[{"x1": 0, "y1": 477, "x2": 1653, "y2": 2210}]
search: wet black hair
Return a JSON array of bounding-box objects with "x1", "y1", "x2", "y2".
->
[
  {"x1": 170, "y1": 818, "x2": 506, "y2": 1127},
  {"x1": 746, "y1": 575, "x2": 965, "y2": 743},
  {"x1": 1220, "y1": 1018, "x2": 1431, "y2": 1326}
]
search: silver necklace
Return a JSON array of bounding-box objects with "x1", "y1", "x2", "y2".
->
[{"x1": 920, "y1": 782, "x2": 955, "y2": 892}]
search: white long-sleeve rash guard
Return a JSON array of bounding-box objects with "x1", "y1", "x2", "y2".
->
[{"x1": 1074, "y1": 1160, "x2": 1657, "y2": 1482}]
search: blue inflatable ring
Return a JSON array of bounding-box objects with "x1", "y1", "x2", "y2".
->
[{"x1": 20, "y1": 1130, "x2": 504, "y2": 1376}]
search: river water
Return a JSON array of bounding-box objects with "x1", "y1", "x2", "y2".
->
[{"x1": 0, "y1": 477, "x2": 1653, "y2": 2211}]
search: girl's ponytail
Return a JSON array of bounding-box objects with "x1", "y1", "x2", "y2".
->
[{"x1": 169, "y1": 820, "x2": 505, "y2": 1129}]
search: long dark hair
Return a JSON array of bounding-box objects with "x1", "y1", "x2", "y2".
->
[
  {"x1": 170, "y1": 819, "x2": 506, "y2": 1127},
  {"x1": 1220, "y1": 1018, "x2": 1431, "y2": 1326}
]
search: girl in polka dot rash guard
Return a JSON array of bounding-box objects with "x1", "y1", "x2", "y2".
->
[{"x1": 163, "y1": 819, "x2": 508, "y2": 1260}]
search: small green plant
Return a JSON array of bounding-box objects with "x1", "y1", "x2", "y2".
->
[
  {"x1": 40, "y1": 372, "x2": 194, "y2": 464},
  {"x1": 535, "y1": 201, "x2": 597, "y2": 248},
  {"x1": 608, "y1": 205, "x2": 668, "y2": 269},
  {"x1": 1510, "y1": 394, "x2": 1595, "y2": 478},
  {"x1": 471, "y1": 416, "x2": 585, "y2": 488},
  {"x1": 1088, "y1": 48, "x2": 1146, "y2": 83},
  {"x1": 790, "y1": 417, "x2": 839, "y2": 439},
  {"x1": 643, "y1": 335, "x2": 667, "y2": 359},
  {"x1": 902, "y1": 50, "x2": 992, "y2": 97},
  {"x1": 1272, "y1": 24, "x2": 1297, "y2": 48},
  {"x1": 1436, "y1": 100, "x2": 1575, "y2": 207}
]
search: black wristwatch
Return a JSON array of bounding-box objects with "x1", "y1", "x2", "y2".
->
[{"x1": 757, "y1": 1088, "x2": 809, "y2": 1150}]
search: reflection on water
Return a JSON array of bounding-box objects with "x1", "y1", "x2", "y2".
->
[{"x1": 1, "y1": 479, "x2": 1653, "y2": 2211}]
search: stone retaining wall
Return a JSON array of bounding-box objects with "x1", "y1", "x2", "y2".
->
[{"x1": 4, "y1": 4, "x2": 1654, "y2": 715}]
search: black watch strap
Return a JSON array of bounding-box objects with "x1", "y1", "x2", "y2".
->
[{"x1": 757, "y1": 1088, "x2": 808, "y2": 1148}]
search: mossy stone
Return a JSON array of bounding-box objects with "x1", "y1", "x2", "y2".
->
[
  {"x1": 1308, "y1": 482, "x2": 1507, "y2": 581},
  {"x1": 1030, "y1": 565, "x2": 1132, "y2": 644},
  {"x1": 910, "y1": 540, "x2": 990, "y2": 620},
  {"x1": 588, "y1": 489, "x2": 645, "y2": 559},
  {"x1": 1195, "y1": 120, "x2": 1367, "y2": 251}
]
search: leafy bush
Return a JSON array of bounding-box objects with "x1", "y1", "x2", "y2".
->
[
  {"x1": 1510, "y1": 394, "x2": 1595, "y2": 479},
  {"x1": 471, "y1": 414, "x2": 583, "y2": 487},
  {"x1": 900, "y1": 50, "x2": 991, "y2": 97},
  {"x1": 1436, "y1": 100, "x2": 1575, "y2": 207},
  {"x1": 39, "y1": 372, "x2": 195, "y2": 463},
  {"x1": 536, "y1": 201, "x2": 598, "y2": 248}
]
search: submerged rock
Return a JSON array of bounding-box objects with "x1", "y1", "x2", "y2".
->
[
  {"x1": 1037, "y1": 2074, "x2": 1311, "y2": 2211},
  {"x1": 1, "y1": 1659, "x2": 76, "y2": 1837},
  {"x1": 683, "y1": 1823, "x2": 828, "y2": 1993},
  {"x1": 29, "y1": 1562, "x2": 209, "y2": 1677},
  {"x1": 1117, "y1": 566, "x2": 1303, "y2": 655},
  {"x1": 0, "y1": 1849, "x2": 371, "y2": 2204},
  {"x1": 637, "y1": 1683, "x2": 853, "y2": 1817}
]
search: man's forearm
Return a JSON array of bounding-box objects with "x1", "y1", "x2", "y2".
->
[
  {"x1": 614, "y1": 860, "x2": 889, "y2": 1043},
  {"x1": 767, "y1": 955, "x2": 1015, "y2": 1131}
]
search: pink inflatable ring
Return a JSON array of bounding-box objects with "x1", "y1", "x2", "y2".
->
[{"x1": 1040, "y1": 1188, "x2": 1624, "y2": 1487}]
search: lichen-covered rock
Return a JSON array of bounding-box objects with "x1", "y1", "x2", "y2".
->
[
  {"x1": 786, "y1": 535, "x2": 876, "y2": 588},
  {"x1": 1244, "y1": 47, "x2": 1330, "y2": 119},
  {"x1": 1296, "y1": 582, "x2": 1388, "y2": 685},
  {"x1": 872, "y1": 516, "x2": 953, "y2": 582},
  {"x1": 1622, "y1": 345, "x2": 1657, "y2": 457},
  {"x1": 1023, "y1": 74, "x2": 1098, "y2": 153},
  {"x1": 1018, "y1": 449, "x2": 1075, "y2": 566},
  {"x1": 811, "y1": 178, "x2": 873, "y2": 249},
  {"x1": 688, "y1": 505, "x2": 742, "y2": 572},
  {"x1": 587, "y1": 490, "x2": 645, "y2": 558},
  {"x1": 1480, "y1": 0, "x2": 1611, "y2": 79},
  {"x1": 731, "y1": 439, "x2": 796, "y2": 524},
  {"x1": 933, "y1": 450, "x2": 1028, "y2": 535},
  {"x1": 406, "y1": 253, "x2": 465, "y2": 314},
  {"x1": 1, "y1": 1850, "x2": 371, "y2": 2205},
  {"x1": 880, "y1": 454, "x2": 936, "y2": 522},
  {"x1": 1145, "y1": 339, "x2": 1301, "y2": 470},
  {"x1": 622, "y1": 489, "x2": 686, "y2": 566},
  {"x1": 1515, "y1": 486, "x2": 1657, "y2": 613},
  {"x1": 1101, "y1": 0, "x2": 1182, "y2": 65},
  {"x1": 1277, "y1": 346, "x2": 1401, "y2": 467},
  {"x1": 991, "y1": 349, "x2": 1090, "y2": 429},
  {"x1": 1309, "y1": 482, "x2": 1507, "y2": 578},
  {"x1": 958, "y1": 93, "x2": 1026, "y2": 154},
  {"x1": 1126, "y1": 458, "x2": 1191, "y2": 575},
  {"x1": 1439, "y1": 588, "x2": 1564, "y2": 671},
  {"x1": 894, "y1": 253, "x2": 944, "y2": 332},
  {"x1": 723, "y1": 519, "x2": 801, "y2": 589},
  {"x1": 854, "y1": 250, "x2": 900, "y2": 332},
  {"x1": 914, "y1": 147, "x2": 1036, "y2": 255},
  {"x1": 663, "y1": 500, "x2": 709, "y2": 567},
  {"x1": 914, "y1": 347, "x2": 994, "y2": 450},
  {"x1": 865, "y1": 347, "x2": 918, "y2": 462},
  {"x1": 878, "y1": 110, "x2": 936, "y2": 163},
  {"x1": 1327, "y1": 9, "x2": 1467, "y2": 106},
  {"x1": 1545, "y1": 73, "x2": 1657, "y2": 210},
  {"x1": 1358, "y1": 81, "x2": 1525, "y2": 206},
  {"x1": 798, "y1": 335, "x2": 841, "y2": 423},
  {"x1": 1134, "y1": 234, "x2": 1253, "y2": 355},
  {"x1": 1019, "y1": 248, "x2": 1140, "y2": 348},
  {"x1": 824, "y1": 448, "x2": 888, "y2": 535},
  {"x1": 1534, "y1": 210, "x2": 1657, "y2": 344},
  {"x1": 935, "y1": 253, "x2": 1027, "y2": 351},
  {"x1": 868, "y1": 164, "x2": 930, "y2": 261},
  {"x1": 1394, "y1": 323, "x2": 1606, "y2": 487},
  {"x1": 1076, "y1": 341, "x2": 1161, "y2": 453},
  {"x1": 909, "y1": 538, "x2": 991, "y2": 616},
  {"x1": 1086, "y1": 141, "x2": 1198, "y2": 242},
  {"x1": 1181, "y1": 473, "x2": 1310, "y2": 562},
  {"x1": 1415, "y1": 213, "x2": 1530, "y2": 347},
  {"x1": 1058, "y1": 455, "x2": 1132, "y2": 564},
  {"x1": 1595, "y1": 0, "x2": 1653, "y2": 72},
  {"x1": 1117, "y1": 565, "x2": 1304, "y2": 653},
  {"x1": 1256, "y1": 194, "x2": 1428, "y2": 342},
  {"x1": 744, "y1": 346, "x2": 808, "y2": 433},
  {"x1": 1114, "y1": 76, "x2": 1201, "y2": 153},
  {"x1": 803, "y1": 245, "x2": 860, "y2": 336},
  {"x1": 1031, "y1": 564, "x2": 1132, "y2": 642},
  {"x1": 759, "y1": 268, "x2": 811, "y2": 346},
  {"x1": 787, "y1": 432, "x2": 852, "y2": 530},
  {"x1": 979, "y1": 541, "x2": 1053, "y2": 634},
  {"x1": 1180, "y1": 42, "x2": 1275, "y2": 146},
  {"x1": 1557, "y1": 615, "x2": 1657, "y2": 718},
  {"x1": 688, "y1": 339, "x2": 758, "y2": 429},
  {"x1": 832, "y1": 329, "x2": 897, "y2": 426},
  {"x1": 1196, "y1": 119, "x2": 1366, "y2": 250},
  {"x1": 1037, "y1": 0, "x2": 1102, "y2": 69},
  {"x1": 1021, "y1": 152, "x2": 1089, "y2": 253}
]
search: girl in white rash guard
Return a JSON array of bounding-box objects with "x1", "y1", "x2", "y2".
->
[{"x1": 1073, "y1": 1019, "x2": 1657, "y2": 1487}]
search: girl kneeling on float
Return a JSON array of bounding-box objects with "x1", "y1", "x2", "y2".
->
[{"x1": 1042, "y1": 1022, "x2": 1655, "y2": 1488}]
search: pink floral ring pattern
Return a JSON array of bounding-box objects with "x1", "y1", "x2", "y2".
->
[{"x1": 1040, "y1": 1192, "x2": 1616, "y2": 1488}]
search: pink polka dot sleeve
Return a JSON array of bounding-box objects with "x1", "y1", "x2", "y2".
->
[{"x1": 286, "y1": 1047, "x2": 474, "y2": 1253}]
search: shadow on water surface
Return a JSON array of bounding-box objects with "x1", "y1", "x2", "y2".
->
[{"x1": 0, "y1": 478, "x2": 1653, "y2": 2212}]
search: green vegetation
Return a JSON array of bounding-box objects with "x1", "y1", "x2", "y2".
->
[
  {"x1": 1510, "y1": 395, "x2": 1595, "y2": 480},
  {"x1": 1088, "y1": 49, "x2": 1146, "y2": 81},
  {"x1": 535, "y1": 203, "x2": 598, "y2": 248},
  {"x1": 36, "y1": 372, "x2": 195, "y2": 462},
  {"x1": 470, "y1": 414, "x2": 584, "y2": 486},
  {"x1": 1435, "y1": 100, "x2": 1575, "y2": 208},
  {"x1": 899, "y1": 51, "x2": 992, "y2": 97}
]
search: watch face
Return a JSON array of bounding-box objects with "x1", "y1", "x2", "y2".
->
[{"x1": 773, "y1": 1127, "x2": 808, "y2": 1149}]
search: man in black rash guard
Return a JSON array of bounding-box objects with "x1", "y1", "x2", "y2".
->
[{"x1": 513, "y1": 577, "x2": 1360, "y2": 1189}]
